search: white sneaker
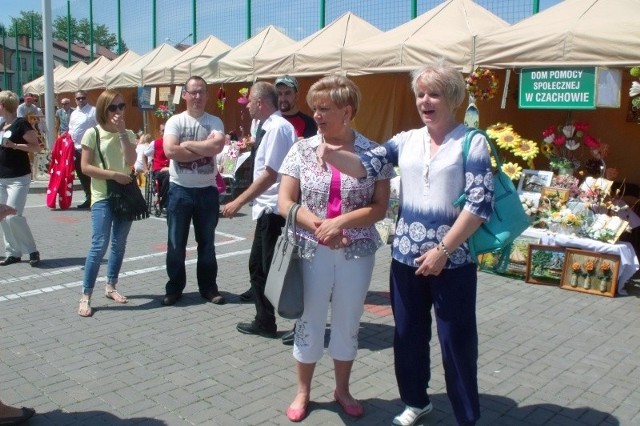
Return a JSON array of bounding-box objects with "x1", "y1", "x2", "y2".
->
[{"x1": 392, "y1": 403, "x2": 433, "y2": 426}]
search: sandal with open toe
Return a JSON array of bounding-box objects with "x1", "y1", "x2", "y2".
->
[
  {"x1": 105, "y1": 288, "x2": 128, "y2": 304},
  {"x1": 78, "y1": 299, "x2": 93, "y2": 317}
]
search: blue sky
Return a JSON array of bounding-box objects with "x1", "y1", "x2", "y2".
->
[{"x1": 1, "y1": 0, "x2": 564, "y2": 55}]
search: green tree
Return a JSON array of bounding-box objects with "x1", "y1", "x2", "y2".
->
[
  {"x1": 54, "y1": 16, "x2": 125, "y2": 51},
  {"x1": 10, "y1": 11, "x2": 43, "y2": 38},
  {"x1": 9, "y1": 10, "x2": 126, "y2": 52}
]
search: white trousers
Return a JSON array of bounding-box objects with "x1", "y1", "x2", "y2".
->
[
  {"x1": 0, "y1": 174, "x2": 37, "y2": 257},
  {"x1": 293, "y1": 245, "x2": 374, "y2": 363}
]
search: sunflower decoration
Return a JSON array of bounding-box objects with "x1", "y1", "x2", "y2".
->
[
  {"x1": 511, "y1": 138, "x2": 539, "y2": 162},
  {"x1": 485, "y1": 122, "x2": 540, "y2": 181},
  {"x1": 502, "y1": 162, "x2": 523, "y2": 181}
]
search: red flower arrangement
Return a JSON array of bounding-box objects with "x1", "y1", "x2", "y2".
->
[{"x1": 540, "y1": 121, "x2": 601, "y2": 172}]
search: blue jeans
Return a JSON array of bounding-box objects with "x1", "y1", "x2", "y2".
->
[
  {"x1": 83, "y1": 200, "x2": 133, "y2": 295},
  {"x1": 165, "y1": 183, "x2": 220, "y2": 296}
]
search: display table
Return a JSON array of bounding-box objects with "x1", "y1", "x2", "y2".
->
[{"x1": 522, "y1": 228, "x2": 639, "y2": 295}]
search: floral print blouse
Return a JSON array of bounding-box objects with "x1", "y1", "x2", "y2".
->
[
  {"x1": 279, "y1": 132, "x2": 395, "y2": 260},
  {"x1": 359, "y1": 124, "x2": 494, "y2": 269}
]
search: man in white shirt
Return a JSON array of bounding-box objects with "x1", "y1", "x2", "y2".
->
[
  {"x1": 68, "y1": 90, "x2": 96, "y2": 208},
  {"x1": 161, "y1": 76, "x2": 226, "y2": 307},
  {"x1": 221, "y1": 82, "x2": 296, "y2": 338}
]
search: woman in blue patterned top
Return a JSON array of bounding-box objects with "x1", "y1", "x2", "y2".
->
[{"x1": 318, "y1": 61, "x2": 493, "y2": 426}]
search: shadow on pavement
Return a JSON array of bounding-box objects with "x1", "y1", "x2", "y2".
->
[
  {"x1": 35, "y1": 409, "x2": 167, "y2": 425},
  {"x1": 350, "y1": 394, "x2": 620, "y2": 426},
  {"x1": 29, "y1": 257, "x2": 87, "y2": 269}
]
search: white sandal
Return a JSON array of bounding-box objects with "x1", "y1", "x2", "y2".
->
[{"x1": 105, "y1": 287, "x2": 128, "y2": 304}]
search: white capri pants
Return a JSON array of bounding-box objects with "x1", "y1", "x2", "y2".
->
[
  {"x1": 0, "y1": 174, "x2": 37, "y2": 258},
  {"x1": 293, "y1": 244, "x2": 375, "y2": 364}
]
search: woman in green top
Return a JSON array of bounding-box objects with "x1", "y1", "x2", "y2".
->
[{"x1": 77, "y1": 90, "x2": 137, "y2": 317}]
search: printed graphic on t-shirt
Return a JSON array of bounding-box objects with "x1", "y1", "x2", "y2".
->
[{"x1": 176, "y1": 124, "x2": 215, "y2": 175}]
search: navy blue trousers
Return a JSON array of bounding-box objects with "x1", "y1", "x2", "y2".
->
[{"x1": 390, "y1": 260, "x2": 480, "y2": 426}]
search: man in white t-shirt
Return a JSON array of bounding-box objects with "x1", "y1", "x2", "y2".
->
[
  {"x1": 221, "y1": 82, "x2": 296, "y2": 338},
  {"x1": 68, "y1": 90, "x2": 96, "y2": 208},
  {"x1": 162, "y1": 76, "x2": 226, "y2": 307}
]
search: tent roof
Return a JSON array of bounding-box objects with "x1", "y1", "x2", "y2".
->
[
  {"x1": 23, "y1": 65, "x2": 67, "y2": 95},
  {"x1": 78, "y1": 50, "x2": 141, "y2": 90},
  {"x1": 143, "y1": 35, "x2": 231, "y2": 86},
  {"x1": 53, "y1": 61, "x2": 88, "y2": 93},
  {"x1": 105, "y1": 43, "x2": 180, "y2": 88},
  {"x1": 192, "y1": 25, "x2": 295, "y2": 83},
  {"x1": 475, "y1": 0, "x2": 640, "y2": 68},
  {"x1": 57, "y1": 55, "x2": 111, "y2": 93},
  {"x1": 342, "y1": 0, "x2": 507, "y2": 75},
  {"x1": 254, "y1": 12, "x2": 382, "y2": 79}
]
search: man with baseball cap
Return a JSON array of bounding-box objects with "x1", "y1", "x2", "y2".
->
[{"x1": 274, "y1": 75, "x2": 317, "y2": 139}]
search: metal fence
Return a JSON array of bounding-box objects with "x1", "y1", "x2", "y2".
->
[{"x1": 55, "y1": 0, "x2": 538, "y2": 58}]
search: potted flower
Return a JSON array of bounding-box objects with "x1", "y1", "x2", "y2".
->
[
  {"x1": 570, "y1": 262, "x2": 582, "y2": 287},
  {"x1": 154, "y1": 104, "x2": 174, "y2": 120},
  {"x1": 598, "y1": 261, "x2": 612, "y2": 292},
  {"x1": 582, "y1": 259, "x2": 595, "y2": 289}
]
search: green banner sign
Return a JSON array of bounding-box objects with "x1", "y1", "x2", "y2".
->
[{"x1": 519, "y1": 67, "x2": 596, "y2": 110}]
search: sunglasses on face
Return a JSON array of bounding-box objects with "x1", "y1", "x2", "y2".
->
[
  {"x1": 76, "y1": 96, "x2": 86, "y2": 101},
  {"x1": 107, "y1": 103, "x2": 126, "y2": 113}
]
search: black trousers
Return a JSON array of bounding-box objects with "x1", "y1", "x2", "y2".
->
[
  {"x1": 248, "y1": 212, "x2": 285, "y2": 330},
  {"x1": 74, "y1": 148, "x2": 92, "y2": 202}
]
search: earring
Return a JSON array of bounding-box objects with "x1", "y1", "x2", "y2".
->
[{"x1": 343, "y1": 120, "x2": 347, "y2": 126}]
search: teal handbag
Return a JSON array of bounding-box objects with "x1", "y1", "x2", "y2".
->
[{"x1": 453, "y1": 129, "x2": 530, "y2": 260}]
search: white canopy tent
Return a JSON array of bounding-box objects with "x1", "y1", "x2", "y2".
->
[
  {"x1": 56, "y1": 55, "x2": 111, "y2": 94},
  {"x1": 474, "y1": 0, "x2": 640, "y2": 68},
  {"x1": 143, "y1": 35, "x2": 231, "y2": 86},
  {"x1": 52, "y1": 61, "x2": 87, "y2": 94},
  {"x1": 78, "y1": 50, "x2": 140, "y2": 90},
  {"x1": 342, "y1": 0, "x2": 508, "y2": 75},
  {"x1": 192, "y1": 25, "x2": 294, "y2": 83},
  {"x1": 105, "y1": 43, "x2": 180, "y2": 88},
  {"x1": 254, "y1": 12, "x2": 382, "y2": 79}
]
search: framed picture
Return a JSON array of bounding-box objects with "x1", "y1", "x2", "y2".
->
[
  {"x1": 540, "y1": 186, "x2": 570, "y2": 204},
  {"x1": 526, "y1": 244, "x2": 566, "y2": 285},
  {"x1": 560, "y1": 248, "x2": 620, "y2": 297},
  {"x1": 477, "y1": 235, "x2": 541, "y2": 278},
  {"x1": 517, "y1": 169, "x2": 553, "y2": 194}
]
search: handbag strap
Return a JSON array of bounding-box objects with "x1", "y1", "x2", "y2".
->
[
  {"x1": 285, "y1": 203, "x2": 300, "y2": 238},
  {"x1": 92, "y1": 126, "x2": 108, "y2": 170},
  {"x1": 453, "y1": 128, "x2": 494, "y2": 208}
]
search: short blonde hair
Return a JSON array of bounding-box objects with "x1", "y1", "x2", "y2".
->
[
  {"x1": 306, "y1": 75, "x2": 361, "y2": 119},
  {"x1": 0, "y1": 91, "x2": 19, "y2": 114},
  {"x1": 411, "y1": 60, "x2": 467, "y2": 111}
]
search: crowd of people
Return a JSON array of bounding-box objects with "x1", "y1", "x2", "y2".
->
[{"x1": 0, "y1": 61, "x2": 492, "y2": 426}]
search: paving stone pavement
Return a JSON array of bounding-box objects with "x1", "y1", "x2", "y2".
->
[{"x1": 0, "y1": 188, "x2": 639, "y2": 425}]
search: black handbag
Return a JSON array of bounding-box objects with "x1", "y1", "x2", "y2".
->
[
  {"x1": 264, "y1": 204, "x2": 304, "y2": 319},
  {"x1": 94, "y1": 127, "x2": 149, "y2": 221}
]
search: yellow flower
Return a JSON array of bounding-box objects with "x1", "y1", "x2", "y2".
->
[
  {"x1": 501, "y1": 162, "x2": 522, "y2": 181},
  {"x1": 486, "y1": 122, "x2": 513, "y2": 140},
  {"x1": 512, "y1": 139, "x2": 539, "y2": 161},
  {"x1": 496, "y1": 130, "x2": 521, "y2": 150}
]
